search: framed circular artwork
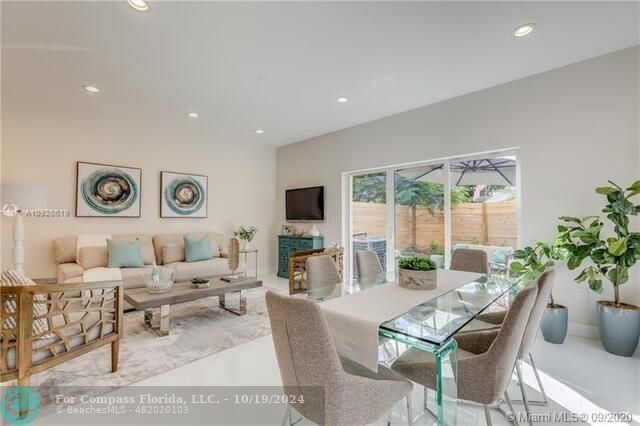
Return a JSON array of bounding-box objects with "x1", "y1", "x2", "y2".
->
[
  {"x1": 76, "y1": 161, "x2": 142, "y2": 217},
  {"x1": 160, "y1": 171, "x2": 208, "y2": 218}
]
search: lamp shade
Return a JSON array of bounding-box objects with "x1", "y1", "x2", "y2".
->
[{"x1": 1, "y1": 184, "x2": 48, "y2": 211}]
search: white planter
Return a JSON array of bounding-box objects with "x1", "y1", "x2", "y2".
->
[{"x1": 399, "y1": 269, "x2": 437, "y2": 290}]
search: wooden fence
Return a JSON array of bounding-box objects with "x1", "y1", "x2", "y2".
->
[{"x1": 353, "y1": 201, "x2": 517, "y2": 250}]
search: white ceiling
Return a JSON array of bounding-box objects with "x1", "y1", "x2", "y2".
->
[{"x1": 2, "y1": 1, "x2": 639, "y2": 147}]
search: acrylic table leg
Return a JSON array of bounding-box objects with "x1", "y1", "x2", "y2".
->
[{"x1": 434, "y1": 338, "x2": 458, "y2": 425}]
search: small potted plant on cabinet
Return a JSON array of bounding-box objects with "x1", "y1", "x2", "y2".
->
[
  {"x1": 510, "y1": 241, "x2": 568, "y2": 344},
  {"x1": 555, "y1": 180, "x2": 640, "y2": 357}
]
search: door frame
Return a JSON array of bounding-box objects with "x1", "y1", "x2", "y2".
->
[{"x1": 342, "y1": 147, "x2": 520, "y2": 281}]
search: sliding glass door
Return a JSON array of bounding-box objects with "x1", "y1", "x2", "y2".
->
[
  {"x1": 350, "y1": 172, "x2": 389, "y2": 280},
  {"x1": 394, "y1": 164, "x2": 447, "y2": 268},
  {"x1": 449, "y1": 155, "x2": 518, "y2": 272},
  {"x1": 345, "y1": 150, "x2": 518, "y2": 280}
]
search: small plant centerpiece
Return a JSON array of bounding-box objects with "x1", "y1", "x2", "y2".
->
[
  {"x1": 191, "y1": 277, "x2": 211, "y2": 289},
  {"x1": 510, "y1": 241, "x2": 567, "y2": 344},
  {"x1": 555, "y1": 180, "x2": 640, "y2": 356},
  {"x1": 233, "y1": 225, "x2": 258, "y2": 250},
  {"x1": 398, "y1": 256, "x2": 438, "y2": 290}
]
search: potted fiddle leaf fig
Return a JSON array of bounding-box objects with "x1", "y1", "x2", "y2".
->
[
  {"x1": 555, "y1": 180, "x2": 640, "y2": 357},
  {"x1": 510, "y1": 241, "x2": 567, "y2": 344}
]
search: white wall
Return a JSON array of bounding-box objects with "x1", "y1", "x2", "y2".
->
[
  {"x1": 276, "y1": 47, "x2": 640, "y2": 328},
  {"x1": 1, "y1": 92, "x2": 278, "y2": 277}
]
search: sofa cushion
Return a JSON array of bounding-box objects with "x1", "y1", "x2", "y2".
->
[
  {"x1": 78, "y1": 246, "x2": 108, "y2": 269},
  {"x1": 52, "y1": 237, "x2": 77, "y2": 265},
  {"x1": 165, "y1": 258, "x2": 245, "y2": 282},
  {"x1": 162, "y1": 243, "x2": 185, "y2": 264},
  {"x1": 120, "y1": 267, "x2": 148, "y2": 290},
  {"x1": 184, "y1": 235, "x2": 214, "y2": 262},
  {"x1": 107, "y1": 239, "x2": 145, "y2": 268},
  {"x1": 153, "y1": 232, "x2": 222, "y2": 265}
]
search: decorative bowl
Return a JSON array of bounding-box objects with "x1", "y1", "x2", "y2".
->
[
  {"x1": 191, "y1": 278, "x2": 211, "y2": 289},
  {"x1": 146, "y1": 280, "x2": 174, "y2": 294},
  {"x1": 399, "y1": 269, "x2": 437, "y2": 290},
  {"x1": 144, "y1": 267, "x2": 175, "y2": 294}
]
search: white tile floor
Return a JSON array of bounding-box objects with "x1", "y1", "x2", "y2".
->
[{"x1": 133, "y1": 274, "x2": 640, "y2": 425}]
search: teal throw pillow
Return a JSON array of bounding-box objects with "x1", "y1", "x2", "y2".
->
[
  {"x1": 184, "y1": 235, "x2": 213, "y2": 263},
  {"x1": 107, "y1": 239, "x2": 145, "y2": 268}
]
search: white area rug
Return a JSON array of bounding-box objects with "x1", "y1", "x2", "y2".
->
[{"x1": 31, "y1": 287, "x2": 271, "y2": 389}]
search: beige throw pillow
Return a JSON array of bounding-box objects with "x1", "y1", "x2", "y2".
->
[
  {"x1": 1, "y1": 269, "x2": 53, "y2": 338},
  {"x1": 162, "y1": 243, "x2": 185, "y2": 264},
  {"x1": 78, "y1": 246, "x2": 108, "y2": 269}
]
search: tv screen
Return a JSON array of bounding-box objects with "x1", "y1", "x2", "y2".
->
[{"x1": 286, "y1": 186, "x2": 324, "y2": 221}]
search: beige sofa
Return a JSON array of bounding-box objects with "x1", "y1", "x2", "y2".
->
[{"x1": 53, "y1": 232, "x2": 244, "y2": 304}]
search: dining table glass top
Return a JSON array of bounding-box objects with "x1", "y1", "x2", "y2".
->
[{"x1": 308, "y1": 271, "x2": 521, "y2": 348}]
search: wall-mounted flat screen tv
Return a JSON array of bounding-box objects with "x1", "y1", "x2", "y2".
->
[{"x1": 286, "y1": 186, "x2": 324, "y2": 221}]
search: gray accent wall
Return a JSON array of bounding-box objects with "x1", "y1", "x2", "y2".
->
[{"x1": 276, "y1": 47, "x2": 640, "y2": 328}]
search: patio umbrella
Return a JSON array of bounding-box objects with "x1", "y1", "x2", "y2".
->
[{"x1": 398, "y1": 157, "x2": 515, "y2": 186}]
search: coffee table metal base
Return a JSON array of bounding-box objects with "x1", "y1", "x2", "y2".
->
[
  {"x1": 144, "y1": 305, "x2": 170, "y2": 336},
  {"x1": 219, "y1": 290, "x2": 247, "y2": 316}
]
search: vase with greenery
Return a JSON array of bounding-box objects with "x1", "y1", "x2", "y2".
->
[
  {"x1": 555, "y1": 180, "x2": 640, "y2": 356},
  {"x1": 510, "y1": 241, "x2": 567, "y2": 344},
  {"x1": 233, "y1": 225, "x2": 258, "y2": 250},
  {"x1": 398, "y1": 256, "x2": 437, "y2": 290}
]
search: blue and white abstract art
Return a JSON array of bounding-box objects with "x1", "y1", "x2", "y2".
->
[
  {"x1": 161, "y1": 171, "x2": 207, "y2": 218},
  {"x1": 76, "y1": 162, "x2": 141, "y2": 217}
]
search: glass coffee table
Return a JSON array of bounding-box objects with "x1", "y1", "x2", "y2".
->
[{"x1": 124, "y1": 277, "x2": 262, "y2": 336}]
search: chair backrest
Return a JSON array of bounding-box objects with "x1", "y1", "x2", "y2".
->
[
  {"x1": 476, "y1": 281, "x2": 538, "y2": 403},
  {"x1": 450, "y1": 248, "x2": 489, "y2": 274},
  {"x1": 520, "y1": 270, "x2": 555, "y2": 357},
  {"x1": 356, "y1": 250, "x2": 383, "y2": 283},
  {"x1": 265, "y1": 291, "x2": 340, "y2": 423},
  {"x1": 306, "y1": 255, "x2": 342, "y2": 290}
]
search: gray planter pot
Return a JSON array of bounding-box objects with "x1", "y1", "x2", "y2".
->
[
  {"x1": 541, "y1": 304, "x2": 568, "y2": 344},
  {"x1": 596, "y1": 301, "x2": 640, "y2": 357}
]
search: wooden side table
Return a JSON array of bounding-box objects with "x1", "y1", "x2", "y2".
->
[{"x1": 240, "y1": 249, "x2": 258, "y2": 278}]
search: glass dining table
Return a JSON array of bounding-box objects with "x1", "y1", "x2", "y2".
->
[{"x1": 307, "y1": 271, "x2": 522, "y2": 426}]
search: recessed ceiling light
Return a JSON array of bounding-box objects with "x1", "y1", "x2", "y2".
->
[
  {"x1": 82, "y1": 85, "x2": 100, "y2": 93},
  {"x1": 512, "y1": 23, "x2": 536, "y2": 38},
  {"x1": 187, "y1": 112, "x2": 199, "y2": 118},
  {"x1": 337, "y1": 96, "x2": 349, "y2": 103},
  {"x1": 128, "y1": 0, "x2": 150, "y2": 12},
  {"x1": 255, "y1": 129, "x2": 264, "y2": 134}
]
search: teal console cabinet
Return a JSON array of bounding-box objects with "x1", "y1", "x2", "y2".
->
[{"x1": 277, "y1": 235, "x2": 324, "y2": 278}]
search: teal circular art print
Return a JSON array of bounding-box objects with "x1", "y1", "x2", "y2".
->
[
  {"x1": 1, "y1": 386, "x2": 40, "y2": 426},
  {"x1": 165, "y1": 177, "x2": 205, "y2": 215},
  {"x1": 82, "y1": 168, "x2": 138, "y2": 214}
]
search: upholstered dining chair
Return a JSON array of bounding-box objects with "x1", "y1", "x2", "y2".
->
[
  {"x1": 391, "y1": 281, "x2": 539, "y2": 425},
  {"x1": 265, "y1": 291, "x2": 414, "y2": 425},
  {"x1": 306, "y1": 255, "x2": 342, "y2": 299},
  {"x1": 355, "y1": 250, "x2": 384, "y2": 285},
  {"x1": 463, "y1": 270, "x2": 556, "y2": 419},
  {"x1": 450, "y1": 248, "x2": 489, "y2": 274}
]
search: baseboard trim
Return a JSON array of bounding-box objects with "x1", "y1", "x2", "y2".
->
[{"x1": 568, "y1": 321, "x2": 599, "y2": 339}]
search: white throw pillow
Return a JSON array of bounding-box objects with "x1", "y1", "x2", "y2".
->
[{"x1": 1, "y1": 269, "x2": 53, "y2": 338}]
